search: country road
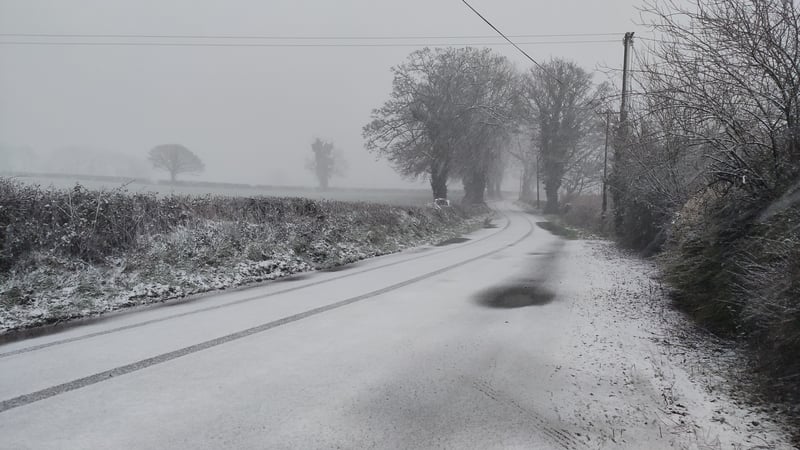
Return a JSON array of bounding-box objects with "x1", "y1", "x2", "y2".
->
[{"x1": 0, "y1": 204, "x2": 794, "y2": 449}]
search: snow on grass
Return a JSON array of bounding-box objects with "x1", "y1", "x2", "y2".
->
[
  {"x1": 557, "y1": 239, "x2": 797, "y2": 449},
  {"x1": 0, "y1": 181, "x2": 490, "y2": 333}
]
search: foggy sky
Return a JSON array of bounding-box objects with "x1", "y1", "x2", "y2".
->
[{"x1": 0, "y1": 0, "x2": 650, "y2": 188}]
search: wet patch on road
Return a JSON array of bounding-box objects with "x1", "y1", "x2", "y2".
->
[
  {"x1": 406, "y1": 247, "x2": 432, "y2": 254},
  {"x1": 536, "y1": 222, "x2": 578, "y2": 240},
  {"x1": 274, "y1": 274, "x2": 310, "y2": 282},
  {"x1": 320, "y1": 263, "x2": 358, "y2": 272},
  {"x1": 476, "y1": 281, "x2": 556, "y2": 308},
  {"x1": 435, "y1": 237, "x2": 471, "y2": 246},
  {"x1": 475, "y1": 238, "x2": 565, "y2": 309}
]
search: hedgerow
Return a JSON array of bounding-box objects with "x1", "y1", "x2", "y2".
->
[{"x1": 0, "y1": 179, "x2": 486, "y2": 331}]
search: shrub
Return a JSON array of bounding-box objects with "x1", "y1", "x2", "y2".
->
[{"x1": 561, "y1": 194, "x2": 602, "y2": 233}]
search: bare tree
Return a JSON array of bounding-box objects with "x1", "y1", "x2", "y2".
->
[
  {"x1": 522, "y1": 59, "x2": 607, "y2": 213},
  {"x1": 454, "y1": 51, "x2": 521, "y2": 205},
  {"x1": 364, "y1": 47, "x2": 516, "y2": 201},
  {"x1": 612, "y1": 0, "x2": 800, "y2": 245},
  {"x1": 306, "y1": 138, "x2": 346, "y2": 190},
  {"x1": 638, "y1": 0, "x2": 800, "y2": 194},
  {"x1": 364, "y1": 48, "x2": 465, "y2": 200},
  {"x1": 148, "y1": 144, "x2": 204, "y2": 183}
]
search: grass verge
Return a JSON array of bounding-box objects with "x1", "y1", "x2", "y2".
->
[{"x1": 0, "y1": 179, "x2": 490, "y2": 333}]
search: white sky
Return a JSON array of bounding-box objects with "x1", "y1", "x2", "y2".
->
[{"x1": 0, "y1": 0, "x2": 651, "y2": 188}]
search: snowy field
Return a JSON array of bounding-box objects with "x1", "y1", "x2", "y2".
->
[{"x1": 7, "y1": 174, "x2": 438, "y2": 206}]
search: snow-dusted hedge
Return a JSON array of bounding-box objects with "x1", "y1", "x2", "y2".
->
[
  {"x1": 661, "y1": 186, "x2": 800, "y2": 401},
  {"x1": 0, "y1": 179, "x2": 487, "y2": 332}
]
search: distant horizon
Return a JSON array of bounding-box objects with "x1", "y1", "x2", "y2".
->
[
  {"x1": 1, "y1": 169, "x2": 468, "y2": 193},
  {"x1": 0, "y1": 0, "x2": 645, "y2": 191}
]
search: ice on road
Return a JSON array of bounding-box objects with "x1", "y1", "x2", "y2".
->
[{"x1": 0, "y1": 204, "x2": 794, "y2": 449}]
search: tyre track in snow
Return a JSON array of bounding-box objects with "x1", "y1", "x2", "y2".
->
[
  {"x1": 0, "y1": 211, "x2": 514, "y2": 359},
  {"x1": 0, "y1": 212, "x2": 535, "y2": 413},
  {"x1": 471, "y1": 379, "x2": 590, "y2": 450}
]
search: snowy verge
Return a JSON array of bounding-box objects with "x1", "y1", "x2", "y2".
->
[
  {"x1": 0, "y1": 192, "x2": 492, "y2": 334},
  {"x1": 557, "y1": 239, "x2": 797, "y2": 449}
]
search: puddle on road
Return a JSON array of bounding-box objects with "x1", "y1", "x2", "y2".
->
[
  {"x1": 435, "y1": 237, "x2": 471, "y2": 246},
  {"x1": 476, "y1": 282, "x2": 555, "y2": 309},
  {"x1": 475, "y1": 238, "x2": 564, "y2": 309}
]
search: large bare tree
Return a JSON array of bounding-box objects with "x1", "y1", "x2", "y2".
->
[
  {"x1": 364, "y1": 47, "x2": 519, "y2": 202},
  {"x1": 522, "y1": 59, "x2": 607, "y2": 213},
  {"x1": 454, "y1": 51, "x2": 521, "y2": 204},
  {"x1": 363, "y1": 48, "x2": 469, "y2": 200},
  {"x1": 148, "y1": 144, "x2": 204, "y2": 183}
]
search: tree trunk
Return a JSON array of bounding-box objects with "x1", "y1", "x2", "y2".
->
[
  {"x1": 519, "y1": 163, "x2": 533, "y2": 202},
  {"x1": 170, "y1": 170, "x2": 177, "y2": 184},
  {"x1": 544, "y1": 177, "x2": 561, "y2": 214},
  {"x1": 462, "y1": 170, "x2": 487, "y2": 205},
  {"x1": 486, "y1": 181, "x2": 496, "y2": 199},
  {"x1": 490, "y1": 173, "x2": 503, "y2": 199},
  {"x1": 486, "y1": 172, "x2": 502, "y2": 199},
  {"x1": 430, "y1": 160, "x2": 448, "y2": 199}
]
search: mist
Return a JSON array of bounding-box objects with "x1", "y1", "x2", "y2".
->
[{"x1": 0, "y1": 0, "x2": 647, "y2": 189}]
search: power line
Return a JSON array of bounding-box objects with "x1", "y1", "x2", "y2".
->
[
  {"x1": 460, "y1": 0, "x2": 550, "y2": 74},
  {"x1": 0, "y1": 39, "x2": 620, "y2": 48},
  {"x1": 0, "y1": 32, "x2": 622, "y2": 40}
]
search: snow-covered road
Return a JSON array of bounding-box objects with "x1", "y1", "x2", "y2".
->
[{"x1": 0, "y1": 204, "x2": 795, "y2": 449}]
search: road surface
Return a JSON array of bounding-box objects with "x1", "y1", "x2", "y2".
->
[{"x1": 0, "y1": 204, "x2": 794, "y2": 449}]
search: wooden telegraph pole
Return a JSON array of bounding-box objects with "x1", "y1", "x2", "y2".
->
[
  {"x1": 613, "y1": 31, "x2": 635, "y2": 232},
  {"x1": 601, "y1": 110, "x2": 611, "y2": 225},
  {"x1": 620, "y1": 32, "x2": 634, "y2": 126}
]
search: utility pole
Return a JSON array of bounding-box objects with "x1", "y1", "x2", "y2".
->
[
  {"x1": 613, "y1": 31, "x2": 635, "y2": 232},
  {"x1": 601, "y1": 110, "x2": 611, "y2": 226},
  {"x1": 620, "y1": 32, "x2": 634, "y2": 127},
  {"x1": 536, "y1": 152, "x2": 541, "y2": 209}
]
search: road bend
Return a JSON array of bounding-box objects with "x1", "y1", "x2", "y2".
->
[{"x1": 0, "y1": 203, "x2": 594, "y2": 449}]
